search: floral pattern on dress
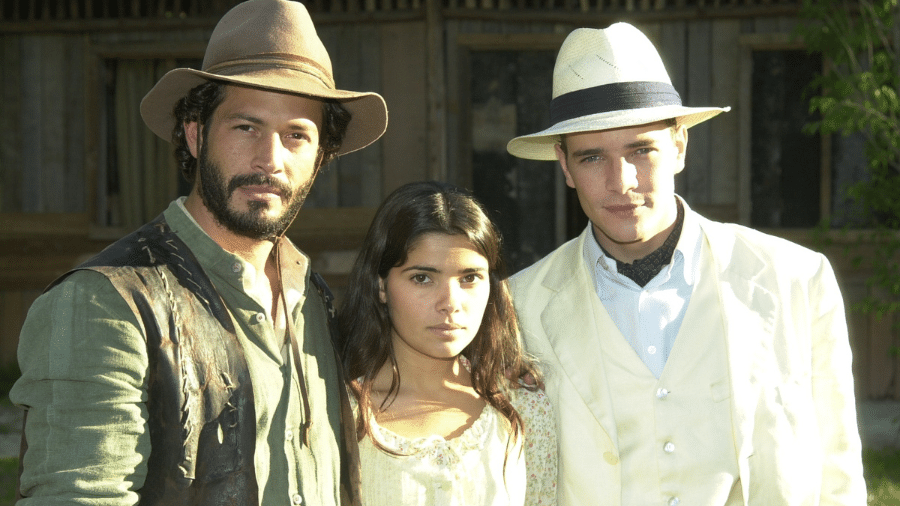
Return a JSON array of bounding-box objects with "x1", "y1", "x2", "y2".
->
[{"x1": 507, "y1": 385, "x2": 558, "y2": 505}]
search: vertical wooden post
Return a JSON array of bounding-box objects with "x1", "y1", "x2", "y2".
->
[
  {"x1": 83, "y1": 35, "x2": 100, "y2": 225},
  {"x1": 425, "y1": 0, "x2": 447, "y2": 181}
]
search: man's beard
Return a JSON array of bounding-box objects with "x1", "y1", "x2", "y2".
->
[{"x1": 196, "y1": 145, "x2": 316, "y2": 240}]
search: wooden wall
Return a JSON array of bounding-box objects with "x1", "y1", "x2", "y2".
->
[
  {"x1": 1, "y1": 33, "x2": 87, "y2": 214},
  {"x1": 1, "y1": 5, "x2": 898, "y2": 399}
]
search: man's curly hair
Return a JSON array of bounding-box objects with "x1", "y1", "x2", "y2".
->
[{"x1": 171, "y1": 80, "x2": 352, "y2": 185}]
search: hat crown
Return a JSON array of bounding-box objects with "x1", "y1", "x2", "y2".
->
[
  {"x1": 202, "y1": 0, "x2": 334, "y2": 88},
  {"x1": 140, "y1": 0, "x2": 388, "y2": 156},
  {"x1": 506, "y1": 22, "x2": 729, "y2": 161},
  {"x1": 552, "y1": 23, "x2": 672, "y2": 99}
]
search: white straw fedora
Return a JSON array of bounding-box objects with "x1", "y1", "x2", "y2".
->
[
  {"x1": 507, "y1": 23, "x2": 729, "y2": 161},
  {"x1": 141, "y1": 0, "x2": 388, "y2": 156}
]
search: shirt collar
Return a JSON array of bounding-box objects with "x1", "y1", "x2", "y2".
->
[
  {"x1": 582, "y1": 195, "x2": 702, "y2": 289},
  {"x1": 163, "y1": 197, "x2": 309, "y2": 310}
]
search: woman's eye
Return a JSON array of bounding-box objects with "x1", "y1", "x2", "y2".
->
[
  {"x1": 461, "y1": 274, "x2": 483, "y2": 284},
  {"x1": 412, "y1": 274, "x2": 430, "y2": 284}
]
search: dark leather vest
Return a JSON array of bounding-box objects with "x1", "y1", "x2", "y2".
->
[
  {"x1": 64, "y1": 214, "x2": 260, "y2": 505},
  {"x1": 15, "y1": 212, "x2": 361, "y2": 505},
  {"x1": 24, "y1": 213, "x2": 360, "y2": 505}
]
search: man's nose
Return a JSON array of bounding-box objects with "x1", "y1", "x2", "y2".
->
[
  {"x1": 253, "y1": 134, "x2": 284, "y2": 173},
  {"x1": 606, "y1": 158, "x2": 638, "y2": 194}
]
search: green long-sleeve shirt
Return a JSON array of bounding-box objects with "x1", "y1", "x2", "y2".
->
[{"x1": 11, "y1": 199, "x2": 343, "y2": 506}]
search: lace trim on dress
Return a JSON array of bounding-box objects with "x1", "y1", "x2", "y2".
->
[{"x1": 367, "y1": 403, "x2": 496, "y2": 467}]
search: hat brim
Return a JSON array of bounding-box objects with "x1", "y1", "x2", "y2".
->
[
  {"x1": 140, "y1": 67, "x2": 388, "y2": 156},
  {"x1": 507, "y1": 105, "x2": 730, "y2": 161}
]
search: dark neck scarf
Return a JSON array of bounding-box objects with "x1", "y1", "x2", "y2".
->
[{"x1": 599, "y1": 199, "x2": 685, "y2": 288}]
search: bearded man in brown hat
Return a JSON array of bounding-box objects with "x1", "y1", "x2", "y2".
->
[
  {"x1": 11, "y1": 0, "x2": 386, "y2": 504},
  {"x1": 507, "y1": 23, "x2": 866, "y2": 505}
]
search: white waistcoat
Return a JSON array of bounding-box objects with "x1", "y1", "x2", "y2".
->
[{"x1": 596, "y1": 237, "x2": 742, "y2": 506}]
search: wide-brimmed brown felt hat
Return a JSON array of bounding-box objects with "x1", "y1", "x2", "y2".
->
[
  {"x1": 507, "y1": 23, "x2": 729, "y2": 161},
  {"x1": 141, "y1": 0, "x2": 388, "y2": 156}
]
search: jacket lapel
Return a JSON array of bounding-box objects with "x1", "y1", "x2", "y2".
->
[
  {"x1": 539, "y1": 230, "x2": 619, "y2": 445},
  {"x1": 700, "y1": 217, "x2": 779, "y2": 502}
]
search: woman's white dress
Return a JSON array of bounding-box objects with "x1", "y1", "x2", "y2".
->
[{"x1": 355, "y1": 385, "x2": 557, "y2": 506}]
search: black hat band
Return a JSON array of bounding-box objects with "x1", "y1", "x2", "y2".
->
[{"x1": 549, "y1": 81, "x2": 682, "y2": 125}]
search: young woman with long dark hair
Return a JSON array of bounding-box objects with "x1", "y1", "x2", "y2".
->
[{"x1": 337, "y1": 181, "x2": 556, "y2": 505}]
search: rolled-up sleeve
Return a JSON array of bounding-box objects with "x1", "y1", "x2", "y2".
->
[{"x1": 10, "y1": 270, "x2": 150, "y2": 506}]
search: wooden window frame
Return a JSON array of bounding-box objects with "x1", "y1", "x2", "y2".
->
[
  {"x1": 84, "y1": 42, "x2": 206, "y2": 239},
  {"x1": 450, "y1": 32, "x2": 569, "y2": 244},
  {"x1": 737, "y1": 32, "x2": 832, "y2": 230}
]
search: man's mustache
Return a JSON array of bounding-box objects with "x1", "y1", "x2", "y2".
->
[{"x1": 227, "y1": 173, "x2": 293, "y2": 199}]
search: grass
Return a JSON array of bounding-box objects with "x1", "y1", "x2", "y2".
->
[
  {"x1": 0, "y1": 458, "x2": 14, "y2": 505},
  {"x1": 865, "y1": 448, "x2": 900, "y2": 505},
  {"x1": 0, "y1": 451, "x2": 897, "y2": 505}
]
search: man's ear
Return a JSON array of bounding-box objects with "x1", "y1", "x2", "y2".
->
[
  {"x1": 674, "y1": 125, "x2": 688, "y2": 174},
  {"x1": 554, "y1": 142, "x2": 576, "y2": 189},
  {"x1": 184, "y1": 121, "x2": 201, "y2": 158}
]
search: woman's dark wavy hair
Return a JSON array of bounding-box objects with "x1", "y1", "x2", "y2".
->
[
  {"x1": 171, "y1": 80, "x2": 351, "y2": 185},
  {"x1": 337, "y1": 180, "x2": 542, "y2": 451}
]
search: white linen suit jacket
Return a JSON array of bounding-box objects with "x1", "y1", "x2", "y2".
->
[{"x1": 510, "y1": 211, "x2": 866, "y2": 506}]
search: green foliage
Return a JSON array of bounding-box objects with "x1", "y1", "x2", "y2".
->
[
  {"x1": 798, "y1": 0, "x2": 900, "y2": 228},
  {"x1": 798, "y1": 0, "x2": 900, "y2": 398}
]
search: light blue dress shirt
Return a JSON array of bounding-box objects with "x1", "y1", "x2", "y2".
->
[{"x1": 583, "y1": 199, "x2": 703, "y2": 378}]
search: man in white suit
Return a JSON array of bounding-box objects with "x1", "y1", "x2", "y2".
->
[{"x1": 506, "y1": 23, "x2": 866, "y2": 505}]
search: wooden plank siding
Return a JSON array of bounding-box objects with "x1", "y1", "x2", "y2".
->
[
  {"x1": 1, "y1": 0, "x2": 896, "y2": 400},
  {"x1": 685, "y1": 20, "x2": 713, "y2": 206},
  {"x1": 1, "y1": 0, "x2": 810, "y2": 28},
  {"x1": 379, "y1": 22, "x2": 429, "y2": 194},
  {"x1": 1, "y1": 35, "x2": 24, "y2": 213},
  {"x1": 709, "y1": 20, "x2": 740, "y2": 210},
  {"x1": 5, "y1": 34, "x2": 86, "y2": 214}
]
